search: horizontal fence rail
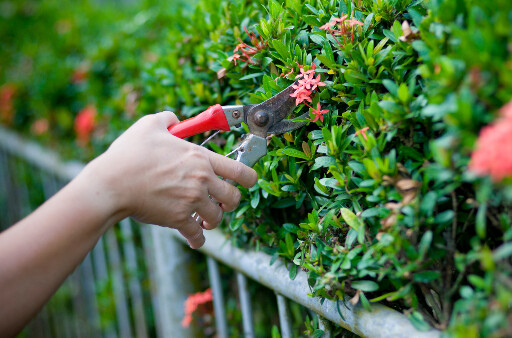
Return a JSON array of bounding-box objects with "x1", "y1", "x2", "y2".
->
[{"x1": 0, "y1": 125, "x2": 440, "y2": 338}]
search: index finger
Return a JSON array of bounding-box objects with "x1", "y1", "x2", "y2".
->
[{"x1": 207, "y1": 151, "x2": 258, "y2": 188}]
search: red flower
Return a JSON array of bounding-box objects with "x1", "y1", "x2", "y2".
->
[
  {"x1": 318, "y1": 14, "x2": 363, "y2": 48},
  {"x1": 295, "y1": 63, "x2": 317, "y2": 79},
  {"x1": 355, "y1": 126, "x2": 370, "y2": 141},
  {"x1": 74, "y1": 105, "x2": 96, "y2": 145},
  {"x1": 500, "y1": 99, "x2": 512, "y2": 120},
  {"x1": 346, "y1": 19, "x2": 364, "y2": 27},
  {"x1": 0, "y1": 83, "x2": 16, "y2": 124},
  {"x1": 306, "y1": 102, "x2": 329, "y2": 122},
  {"x1": 469, "y1": 100, "x2": 512, "y2": 181},
  {"x1": 231, "y1": 27, "x2": 267, "y2": 66},
  {"x1": 31, "y1": 118, "x2": 49, "y2": 136},
  {"x1": 319, "y1": 21, "x2": 337, "y2": 30},
  {"x1": 290, "y1": 87, "x2": 313, "y2": 105},
  {"x1": 333, "y1": 14, "x2": 349, "y2": 24},
  {"x1": 182, "y1": 288, "x2": 213, "y2": 327},
  {"x1": 72, "y1": 69, "x2": 88, "y2": 83}
]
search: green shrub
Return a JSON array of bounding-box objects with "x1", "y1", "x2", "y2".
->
[{"x1": 1, "y1": 0, "x2": 511, "y2": 335}]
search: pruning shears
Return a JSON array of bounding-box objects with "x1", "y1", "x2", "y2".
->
[{"x1": 168, "y1": 83, "x2": 308, "y2": 170}]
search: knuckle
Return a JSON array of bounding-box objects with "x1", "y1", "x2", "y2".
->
[
  {"x1": 186, "y1": 148, "x2": 208, "y2": 163},
  {"x1": 223, "y1": 188, "x2": 240, "y2": 212},
  {"x1": 214, "y1": 207, "x2": 223, "y2": 225},
  {"x1": 185, "y1": 188, "x2": 202, "y2": 203},
  {"x1": 232, "y1": 163, "x2": 244, "y2": 180},
  {"x1": 193, "y1": 171, "x2": 210, "y2": 184},
  {"x1": 174, "y1": 212, "x2": 189, "y2": 224}
]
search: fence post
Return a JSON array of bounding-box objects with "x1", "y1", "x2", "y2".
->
[
  {"x1": 120, "y1": 218, "x2": 148, "y2": 338},
  {"x1": 150, "y1": 226, "x2": 195, "y2": 338},
  {"x1": 105, "y1": 227, "x2": 133, "y2": 338}
]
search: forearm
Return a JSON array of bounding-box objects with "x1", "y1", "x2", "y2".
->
[{"x1": 0, "y1": 165, "x2": 121, "y2": 336}]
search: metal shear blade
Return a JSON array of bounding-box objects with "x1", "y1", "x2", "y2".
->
[{"x1": 245, "y1": 82, "x2": 307, "y2": 137}]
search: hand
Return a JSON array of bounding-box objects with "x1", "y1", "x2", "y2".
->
[{"x1": 82, "y1": 111, "x2": 257, "y2": 248}]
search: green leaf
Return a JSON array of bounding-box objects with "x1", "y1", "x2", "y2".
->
[
  {"x1": 476, "y1": 204, "x2": 487, "y2": 238},
  {"x1": 360, "y1": 292, "x2": 372, "y2": 311},
  {"x1": 239, "y1": 72, "x2": 265, "y2": 80},
  {"x1": 272, "y1": 39, "x2": 290, "y2": 61},
  {"x1": 289, "y1": 264, "x2": 298, "y2": 280},
  {"x1": 398, "y1": 83, "x2": 409, "y2": 103},
  {"x1": 285, "y1": 233, "x2": 295, "y2": 257},
  {"x1": 408, "y1": 311, "x2": 432, "y2": 331},
  {"x1": 494, "y1": 243, "x2": 512, "y2": 260},
  {"x1": 382, "y1": 79, "x2": 398, "y2": 97},
  {"x1": 309, "y1": 34, "x2": 325, "y2": 45},
  {"x1": 283, "y1": 147, "x2": 310, "y2": 160},
  {"x1": 340, "y1": 208, "x2": 362, "y2": 231},
  {"x1": 312, "y1": 330, "x2": 324, "y2": 338},
  {"x1": 351, "y1": 280, "x2": 379, "y2": 292},
  {"x1": 283, "y1": 223, "x2": 300, "y2": 233},
  {"x1": 418, "y1": 231, "x2": 432, "y2": 259},
  {"x1": 250, "y1": 191, "x2": 260, "y2": 208},
  {"x1": 413, "y1": 271, "x2": 440, "y2": 283},
  {"x1": 312, "y1": 156, "x2": 336, "y2": 170},
  {"x1": 363, "y1": 13, "x2": 374, "y2": 33},
  {"x1": 271, "y1": 325, "x2": 281, "y2": 338}
]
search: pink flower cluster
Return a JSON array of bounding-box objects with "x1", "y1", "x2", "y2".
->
[
  {"x1": 231, "y1": 27, "x2": 267, "y2": 66},
  {"x1": 319, "y1": 14, "x2": 363, "y2": 47},
  {"x1": 181, "y1": 288, "x2": 213, "y2": 327},
  {"x1": 289, "y1": 64, "x2": 328, "y2": 122},
  {"x1": 469, "y1": 100, "x2": 512, "y2": 181}
]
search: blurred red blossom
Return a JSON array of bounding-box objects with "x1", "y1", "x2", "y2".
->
[
  {"x1": 182, "y1": 288, "x2": 213, "y2": 327},
  {"x1": 355, "y1": 126, "x2": 370, "y2": 141},
  {"x1": 72, "y1": 69, "x2": 88, "y2": 83},
  {"x1": 74, "y1": 105, "x2": 96, "y2": 145},
  {"x1": 31, "y1": 118, "x2": 49, "y2": 136},
  {"x1": 71, "y1": 62, "x2": 90, "y2": 83},
  {"x1": 0, "y1": 84, "x2": 16, "y2": 124},
  {"x1": 469, "y1": 100, "x2": 512, "y2": 181}
]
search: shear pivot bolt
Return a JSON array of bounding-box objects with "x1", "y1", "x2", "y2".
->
[
  {"x1": 232, "y1": 110, "x2": 241, "y2": 119},
  {"x1": 253, "y1": 110, "x2": 269, "y2": 127}
]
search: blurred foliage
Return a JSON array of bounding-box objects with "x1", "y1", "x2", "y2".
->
[{"x1": 1, "y1": 0, "x2": 512, "y2": 336}]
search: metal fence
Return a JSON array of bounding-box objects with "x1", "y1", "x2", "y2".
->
[{"x1": 0, "y1": 126, "x2": 440, "y2": 338}]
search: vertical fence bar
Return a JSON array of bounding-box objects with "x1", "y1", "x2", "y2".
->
[
  {"x1": 80, "y1": 252, "x2": 101, "y2": 335},
  {"x1": 236, "y1": 272, "x2": 255, "y2": 338},
  {"x1": 120, "y1": 218, "x2": 148, "y2": 338},
  {"x1": 105, "y1": 228, "x2": 133, "y2": 338},
  {"x1": 69, "y1": 270, "x2": 84, "y2": 337},
  {"x1": 91, "y1": 236, "x2": 117, "y2": 338},
  {"x1": 276, "y1": 293, "x2": 293, "y2": 338},
  {"x1": 150, "y1": 226, "x2": 194, "y2": 338},
  {"x1": 140, "y1": 226, "x2": 160, "y2": 335},
  {"x1": 14, "y1": 158, "x2": 31, "y2": 219},
  {"x1": 0, "y1": 148, "x2": 10, "y2": 229},
  {"x1": 207, "y1": 257, "x2": 228, "y2": 338}
]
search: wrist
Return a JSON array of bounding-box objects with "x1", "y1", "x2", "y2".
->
[{"x1": 76, "y1": 156, "x2": 130, "y2": 229}]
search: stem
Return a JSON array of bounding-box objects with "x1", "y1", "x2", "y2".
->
[{"x1": 327, "y1": 28, "x2": 342, "y2": 48}]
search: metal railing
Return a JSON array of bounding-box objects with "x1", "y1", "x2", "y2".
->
[{"x1": 0, "y1": 126, "x2": 440, "y2": 338}]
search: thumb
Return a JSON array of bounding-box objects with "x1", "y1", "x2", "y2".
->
[{"x1": 155, "y1": 110, "x2": 180, "y2": 128}]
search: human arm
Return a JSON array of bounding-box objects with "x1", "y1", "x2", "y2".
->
[{"x1": 0, "y1": 111, "x2": 257, "y2": 336}]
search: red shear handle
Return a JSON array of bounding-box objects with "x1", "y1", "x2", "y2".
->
[{"x1": 167, "y1": 104, "x2": 230, "y2": 139}]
